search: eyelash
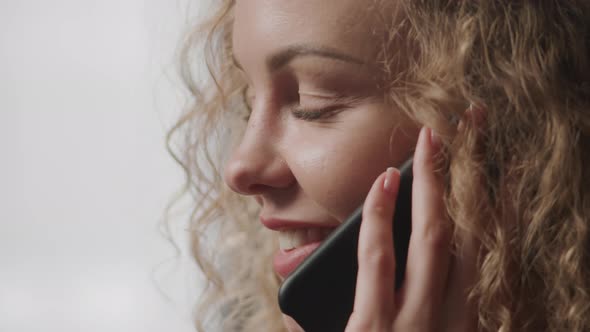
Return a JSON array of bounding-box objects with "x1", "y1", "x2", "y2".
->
[
  {"x1": 290, "y1": 104, "x2": 346, "y2": 121},
  {"x1": 241, "y1": 86, "x2": 348, "y2": 122},
  {"x1": 241, "y1": 86, "x2": 253, "y2": 121},
  {"x1": 242, "y1": 104, "x2": 345, "y2": 122}
]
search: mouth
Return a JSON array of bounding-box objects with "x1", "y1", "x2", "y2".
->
[
  {"x1": 273, "y1": 226, "x2": 337, "y2": 278},
  {"x1": 278, "y1": 227, "x2": 334, "y2": 251}
]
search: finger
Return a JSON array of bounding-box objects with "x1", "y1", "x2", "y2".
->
[
  {"x1": 348, "y1": 168, "x2": 400, "y2": 331},
  {"x1": 438, "y1": 231, "x2": 480, "y2": 331},
  {"x1": 282, "y1": 314, "x2": 305, "y2": 332},
  {"x1": 396, "y1": 126, "x2": 452, "y2": 327},
  {"x1": 438, "y1": 104, "x2": 486, "y2": 330}
]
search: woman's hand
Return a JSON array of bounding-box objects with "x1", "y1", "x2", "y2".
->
[{"x1": 343, "y1": 125, "x2": 478, "y2": 332}]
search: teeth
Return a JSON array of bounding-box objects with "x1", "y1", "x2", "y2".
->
[
  {"x1": 307, "y1": 228, "x2": 323, "y2": 242},
  {"x1": 278, "y1": 228, "x2": 333, "y2": 251}
]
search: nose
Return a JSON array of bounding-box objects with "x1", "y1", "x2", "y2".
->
[{"x1": 224, "y1": 123, "x2": 295, "y2": 196}]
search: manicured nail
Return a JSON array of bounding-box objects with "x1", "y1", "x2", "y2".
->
[{"x1": 383, "y1": 167, "x2": 399, "y2": 194}]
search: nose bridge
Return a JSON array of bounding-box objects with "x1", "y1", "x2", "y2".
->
[{"x1": 236, "y1": 118, "x2": 276, "y2": 168}]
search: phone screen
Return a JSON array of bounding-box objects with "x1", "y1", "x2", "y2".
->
[{"x1": 278, "y1": 159, "x2": 413, "y2": 332}]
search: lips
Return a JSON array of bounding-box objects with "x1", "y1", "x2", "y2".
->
[
  {"x1": 273, "y1": 242, "x2": 323, "y2": 278},
  {"x1": 278, "y1": 228, "x2": 333, "y2": 250},
  {"x1": 260, "y1": 216, "x2": 338, "y2": 278}
]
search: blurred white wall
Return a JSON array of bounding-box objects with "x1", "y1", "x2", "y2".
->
[{"x1": 0, "y1": 1, "x2": 208, "y2": 331}]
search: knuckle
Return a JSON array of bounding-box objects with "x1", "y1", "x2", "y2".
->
[
  {"x1": 359, "y1": 245, "x2": 395, "y2": 272},
  {"x1": 419, "y1": 221, "x2": 450, "y2": 250},
  {"x1": 345, "y1": 318, "x2": 372, "y2": 332},
  {"x1": 394, "y1": 317, "x2": 429, "y2": 332},
  {"x1": 365, "y1": 204, "x2": 388, "y2": 220},
  {"x1": 346, "y1": 316, "x2": 388, "y2": 332}
]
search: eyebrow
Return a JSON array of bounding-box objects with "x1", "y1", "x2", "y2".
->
[{"x1": 233, "y1": 44, "x2": 366, "y2": 72}]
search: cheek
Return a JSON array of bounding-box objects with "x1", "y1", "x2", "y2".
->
[
  {"x1": 287, "y1": 121, "x2": 417, "y2": 221},
  {"x1": 291, "y1": 145, "x2": 363, "y2": 220}
]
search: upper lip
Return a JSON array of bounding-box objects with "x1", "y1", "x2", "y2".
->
[{"x1": 260, "y1": 216, "x2": 339, "y2": 231}]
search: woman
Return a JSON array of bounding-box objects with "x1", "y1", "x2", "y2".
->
[{"x1": 170, "y1": 0, "x2": 590, "y2": 331}]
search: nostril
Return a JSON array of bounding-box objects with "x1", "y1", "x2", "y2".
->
[
  {"x1": 223, "y1": 165, "x2": 266, "y2": 195},
  {"x1": 223, "y1": 148, "x2": 295, "y2": 195},
  {"x1": 224, "y1": 170, "x2": 245, "y2": 194},
  {"x1": 255, "y1": 196, "x2": 263, "y2": 206},
  {"x1": 247, "y1": 184, "x2": 268, "y2": 194}
]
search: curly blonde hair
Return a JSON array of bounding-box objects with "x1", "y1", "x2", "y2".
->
[{"x1": 168, "y1": 1, "x2": 590, "y2": 331}]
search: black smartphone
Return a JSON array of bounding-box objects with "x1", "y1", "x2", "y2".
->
[{"x1": 278, "y1": 158, "x2": 413, "y2": 332}]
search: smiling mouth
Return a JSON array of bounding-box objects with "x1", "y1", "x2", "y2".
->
[
  {"x1": 278, "y1": 227, "x2": 336, "y2": 251},
  {"x1": 273, "y1": 227, "x2": 338, "y2": 278}
]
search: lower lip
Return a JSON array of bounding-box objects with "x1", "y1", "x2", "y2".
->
[{"x1": 273, "y1": 241, "x2": 323, "y2": 278}]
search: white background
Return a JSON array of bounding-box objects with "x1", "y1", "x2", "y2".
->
[{"x1": 0, "y1": 1, "x2": 209, "y2": 331}]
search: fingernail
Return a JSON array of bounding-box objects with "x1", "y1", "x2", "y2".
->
[
  {"x1": 429, "y1": 127, "x2": 442, "y2": 151},
  {"x1": 383, "y1": 167, "x2": 399, "y2": 194}
]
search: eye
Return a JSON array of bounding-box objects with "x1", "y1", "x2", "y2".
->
[
  {"x1": 241, "y1": 85, "x2": 254, "y2": 121},
  {"x1": 291, "y1": 92, "x2": 356, "y2": 122},
  {"x1": 291, "y1": 104, "x2": 350, "y2": 121}
]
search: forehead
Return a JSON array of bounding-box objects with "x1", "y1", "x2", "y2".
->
[{"x1": 232, "y1": 0, "x2": 395, "y2": 65}]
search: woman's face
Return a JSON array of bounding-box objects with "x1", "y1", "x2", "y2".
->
[{"x1": 225, "y1": 0, "x2": 419, "y2": 278}]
